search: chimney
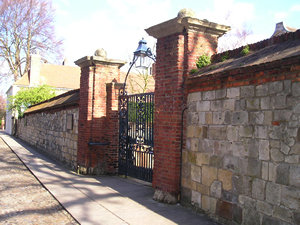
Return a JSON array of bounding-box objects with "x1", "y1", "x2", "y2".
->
[{"x1": 29, "y1": 53, "x2": 41, "y2": 87}]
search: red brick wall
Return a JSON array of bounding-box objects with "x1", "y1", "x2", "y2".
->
[
  {"x1": 153, "y1": 30, "x2": 219, "y2": 198},
  {"x1": 77, "y1": 61, "x2": 122, "y2": 174}
]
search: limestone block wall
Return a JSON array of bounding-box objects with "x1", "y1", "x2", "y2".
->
[
  {"x1": 17, "y1": 107, "x2": 79, "y2": 170},
  {"x1": 182, "y1": 78, "x2": 300, "y2": 224}
]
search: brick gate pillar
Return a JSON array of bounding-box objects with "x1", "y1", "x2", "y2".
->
[
  {"x1": 75, "y1": 50, "x2": 125, "y2": 174},
  {"x1": 146, "y1": 9, "x2": 230, "y2": 203}
]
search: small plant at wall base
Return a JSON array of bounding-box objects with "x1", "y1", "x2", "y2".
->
[
  {"x1": 241, "y1": 45, "x2": 250, "y2": 56},
  {"x1": 196, "y1": 55, "x2": 211, "y2": 69},
  {"x1": 190, "y1": 68, "x2": 198, "y2": 74},
  {"x1": 8, "y1": 85, "x2": 56, "y2": 118}
]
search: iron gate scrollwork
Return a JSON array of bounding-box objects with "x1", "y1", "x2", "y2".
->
[{"x1": 119, "y1": 91, "x2": 154, "y2": 182}]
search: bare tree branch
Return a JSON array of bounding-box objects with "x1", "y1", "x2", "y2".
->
[{"x1": 0, "y1": 0, "x2": 62, "y2": 81}]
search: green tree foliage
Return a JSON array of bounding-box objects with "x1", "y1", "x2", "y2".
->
[{"x1": 8, "y1": 85, "x2": 55, "y2": 117}]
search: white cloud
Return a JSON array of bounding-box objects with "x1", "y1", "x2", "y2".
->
[
  {"x1": 290, "y1": 4, "x2": 300, "y2": 12},
  {"x1": 58, "y1": 0, "x2": 171, "y2": 66},
  {"x1": 274, "y1": 12, "x2": 288, "y2": 22}
]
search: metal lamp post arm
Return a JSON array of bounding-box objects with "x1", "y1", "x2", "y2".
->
[{"x1": 122, "y1": 55, "x2": 138, "y2": 95}]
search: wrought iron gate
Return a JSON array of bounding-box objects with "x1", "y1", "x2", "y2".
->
[{"x1": 119, "y1": 92, "x2": 154, "y2": 182}]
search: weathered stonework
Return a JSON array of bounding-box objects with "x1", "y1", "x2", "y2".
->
[
  {"x1": 184, "y1": 76, "x2": 300, "y2": 224},
  {"x1": 17, "y1": 107, "x2": 79, "y2": 170}
]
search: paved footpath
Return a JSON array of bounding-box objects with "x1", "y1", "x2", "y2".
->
[{"x1": 0, "y1": 132, "x2": 220, "y2": 225}]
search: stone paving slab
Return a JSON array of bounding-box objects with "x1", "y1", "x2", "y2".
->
[
  {"x1": 0, "y1": 133, "x2": 220, "y2": 225},
  {"x1": 0, "y1": 137, "x2": 78, "y2": 225}
]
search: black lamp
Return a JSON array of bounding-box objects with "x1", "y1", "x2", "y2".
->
[{"x1": 122, "y1": 38, "x2": 156, "y2": 94}]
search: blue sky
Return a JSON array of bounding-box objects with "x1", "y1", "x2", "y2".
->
[
  {"x1": 1, "y1": 0, "x2": 299, "y2": 95},
  {"x1": 52, "y1": 0, "x2": 300, "y2": 65}
]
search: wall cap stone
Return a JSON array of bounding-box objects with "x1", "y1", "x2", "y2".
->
[
  {"x1": 145, "y1": 14, "x2": 230, "y2": 39},
  {"x1": 74, "y1": 55, "x2": 126, "y2": 68}
]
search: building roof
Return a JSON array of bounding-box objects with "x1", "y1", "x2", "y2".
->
[
  {"x1": 15, "y1": 63, "x2": 80, "y2": 89},
  {"x1": 24, "y1": 89, "x2": 79, "y2": 114},
  {"x1": 190, "y1": 29, "x2": 300, "y2": 79}
]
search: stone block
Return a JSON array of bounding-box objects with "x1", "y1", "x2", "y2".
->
[
  {"x1": 280, "y1": 142, "x2": 290, "y2": 155},
  {"x1": 191, "y1": 165, "x2": 201, "y2": 183},
  {"x1": 258, "y1": 139, "x2": 270, "y2": 160},
  {"x1": 238, "y1": 195, "x2": 256, "y2": 208},
  {"x1": 187, "y1": 112, "x2": 198, "y2": 125},
  {"x1": 227, "y1": 126, "x2": 238, "y2": 141},
  {"x1": 205, "y1": 112, "x2": 213, "y2": 124},
  {"x1": 294, "y1": 211, "x2": 300, "y2": 225},
  {"x1": 246, "y1": 98, "x2": 260, "y2": 110},
  {"x1": 256, "y1": 200, "x2": 273, "y2": 216},
  {"x1": 274, "y1": 110, "x2": 292, "y2": 121},
  {"x1": 235, "y1": 99, "x2": 246, "y2": 111},
  {"x1": 216, "y1": 200, "x2": 233, "y2": 220},
  {"x1": 247, "y1": 158, "x2": 261, "y2": 177},
  {"x1": 181, "y1": 187, "x2": 191, "y2": 204},
  {"x1": 272, "y1": 94, "x2": 287, "y2": 109},
  {"x1": 218, "y1": 169, "x2": 233, "y2": 191},
  {"x1": 196, "y1": 101, "x2": 210, "y2": 112},
  {"x1": 202, "y1": 165, "x2": 217, "y2": 186},
  {"x1": 212, "y1": 112, "x2": 225, "y2": 124},
  {"x1": 196, "y1": 153, "x2": 210, "y2": 166},
  {"x1": 191, "y1": 190, "x2": 201, "y2": 207},
  {"x1": 243, "y1": 207, "x2": 261, "y2": 225},
  {"x1": 263, "y1": 111, "x2": 273, "y2": 125},
  {"x1": 289, "y1": 165, "x2": 300, "y2": 187},
  {"x1": 211, "y1": 100, "x2": 223, "y2": 111},
  {"x1": 262, "y1": 215, "x2": 289, "y2": 225},
  {"x1": 232, "y1": 175, "x2": 252, "y2": 196},
  {"x1": 227, "y1": 87, "x2": 240, "y2": 98},
  {"x1": 241, "y1": 85, "x2": 255, "y2": 98},
  {"x1": 188, "y1": 92, "x2": 201, "y2": 102},
  {"x1": 292, "y1": 81, "x2": 300, "y2": 96},
  {"x1": 230, "y1": 141, "x2": 246, "y2": 157},
  {"x1": 201, "y1": 195, "x2": 216, "y2": 213},
  {"x1": 274, "y1": 205, "x2": 293, "y2": 223},
  {"x1": 221, "y1": 190, "x2": 238, "y2": 203},
  {"x1": 271, "y1": 148, "x2": 284, "y2": 162},
  {"x1": 250, "y1": 111, "x2": 264, "y2": 125},
  {"x1": 276, "y1": 164, "x2": 290, "y2": 185},
  {"x1": 223, "y1": 99, "x2": 235, "y2": 110},
  {"x1": 198, "y1": 112, "x2": 206, "y2": 124},
  {"x1": 269, "y1": 81, "x2": 283, "y2": 95},
  {"x1": 187, "y1": 126, "x2": 207, "y2": 138},
  {"x1": 260, "y1": 96, "x2": 270, "y2": 109},
  {"x1": 239, "y1": 125, "x2": 254, "y2": 138},
  {"x1": 232, "y1": 111, "x2": 248, "y2": 125},
  {"x1": 223, "y1": 155, "x2": 240, "y2": 173},
  {"x1": 252, "y1": 178, "x2": 266, "y2": 200},
  {"x1": 281, "y1": 185, "x2": 300, "y2": 210},
  {"x1": 209, "y1": 155, "x2": 223, "y2": 168},
  {"x1": 208, "y1": 126, "x2": 227, "y2": 140},
  {"x1": 196, "y1": 183, "x2": 209, "y2": 195},
  {"x1": 203, "y1": 90, "x2": 215, "y2": 100},
  {"x1": 285, "y1": 155, "x2": 299, "y2": 164},
  {"x1": 255, "y1": 126, "x2": 268, "y2": 139},
  {"x1": 256, "y1": 84, "x2": 269, "y2": 96},
  {"x1": 262, "y1": 161, "x2": 269, "y2": 180},
  {"x1": 215, "y1": 89, "x2": 226, "y2": 99},
  {"x1": 210, "y1": 180, "x2": 222, "y2": 198},
  {"x1": 189, "y1": 138, "x2": 199, "y2": 152},
  {"x1": 243, "y1": 139, "x2": 259, "y2": 158},
  {"x1": 268, "y1": 162, "x2": 277, "y2": 182}
]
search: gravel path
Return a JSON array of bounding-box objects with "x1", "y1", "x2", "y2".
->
[{"x1": 0, "y1": 137, "x2": 79, "y2": 225}]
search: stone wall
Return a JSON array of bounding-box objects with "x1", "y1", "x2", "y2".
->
[
  {"x1": 17, "y1": 107, "x2": 78, "y2": 170},
  {"x1": 182, "y1": 66, "x2": 300, "y2": 224}
]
